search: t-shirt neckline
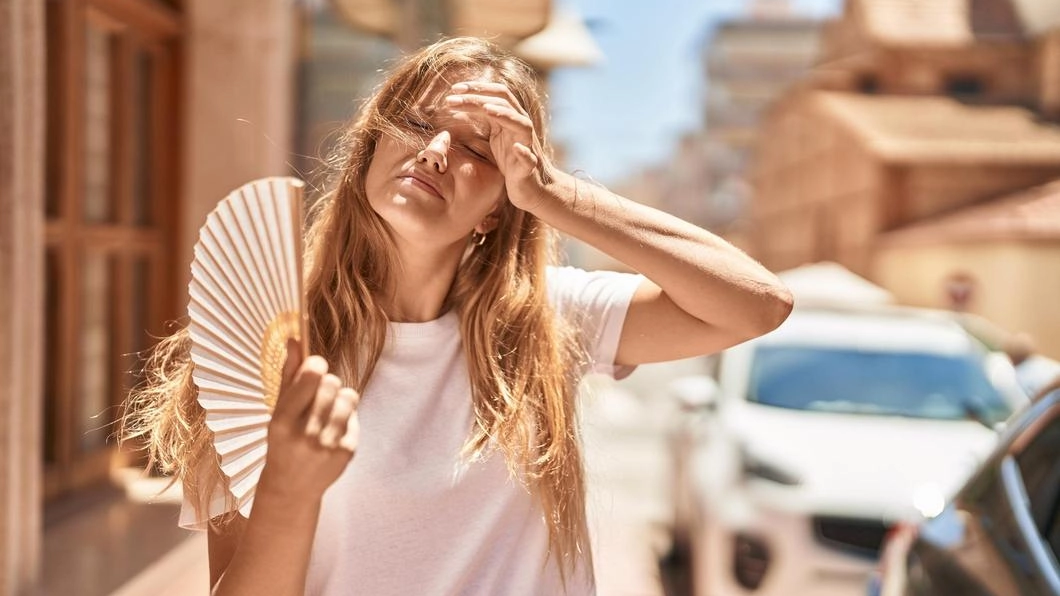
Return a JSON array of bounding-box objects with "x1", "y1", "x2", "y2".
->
[{"x1": 387, "y1": 309, "x2": 460, "y2": 341}]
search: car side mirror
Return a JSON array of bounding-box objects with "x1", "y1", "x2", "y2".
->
[{"x1": 667, "y1": 375, "x2": 720, "y2": 413}]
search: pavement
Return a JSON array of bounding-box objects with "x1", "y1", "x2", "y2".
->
[{"x1": 110, "y1": 535, "x2": 210, "y2": 596}]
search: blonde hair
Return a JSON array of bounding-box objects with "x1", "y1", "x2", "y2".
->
[{"x1": 123, "y1": 37, "x2": 592, "y2": 576}]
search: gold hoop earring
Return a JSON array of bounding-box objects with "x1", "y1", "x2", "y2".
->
[{"x1": 471, "y1": 231, "x2": 487, "y2": 246}]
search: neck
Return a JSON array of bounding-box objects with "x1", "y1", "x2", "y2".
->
[{"x1": 383, "y1": 239, "x2": 466, "y2": 322}]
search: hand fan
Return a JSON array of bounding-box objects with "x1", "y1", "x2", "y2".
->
[{"x1": 186, "y1": 176, "x2": 308, "y2": 517}]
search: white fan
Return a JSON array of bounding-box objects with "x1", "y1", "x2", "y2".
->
[{"x1": 187, "y1": 176, "x2": 308, "y2": 517}]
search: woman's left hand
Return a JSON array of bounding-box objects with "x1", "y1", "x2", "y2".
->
[{"x1": 445, "y1": 81, "x2": 550, "y2": 212}]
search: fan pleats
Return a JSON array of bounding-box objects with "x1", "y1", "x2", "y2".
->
[{"x1": 187, "y1": 176, "x2": 305, "y2": 519}]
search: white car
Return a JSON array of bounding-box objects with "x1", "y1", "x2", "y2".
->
[{"x1": 669, "y1": 305, "x2": 1028, "y2": 596}]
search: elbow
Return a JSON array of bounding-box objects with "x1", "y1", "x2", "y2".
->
[{"x1": 756, "y1": 282, "x2": 794, "y2": 337}]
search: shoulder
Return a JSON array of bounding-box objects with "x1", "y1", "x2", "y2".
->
[
  {"x1": 545, "y1": 265, "x2": 645, "y2": 330},
  {"x1": 545, "y1": 265, "x2": 644, "y2": 310}
]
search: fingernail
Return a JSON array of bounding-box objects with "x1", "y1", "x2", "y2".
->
[
  {"x1": 451, "y1": 83, "x2": 469, "y2": 92},
  {"x1": 445, "y1": 95, "x2": 463, "y2": 105}
]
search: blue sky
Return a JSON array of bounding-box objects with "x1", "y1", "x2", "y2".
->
[{"x1": 548, "y1": 0, "x2": 842, "y2": 185}]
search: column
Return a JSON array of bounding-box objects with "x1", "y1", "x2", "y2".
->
[{"x1": 0, "y1": 0, "x2": 45, "y2": 592}]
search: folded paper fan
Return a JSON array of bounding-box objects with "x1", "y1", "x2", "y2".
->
[{"x1": 187, "y1": 176, "x2": 308, "y2": 518}]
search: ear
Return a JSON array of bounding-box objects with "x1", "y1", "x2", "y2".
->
[{"x1": 474, "y1": 201, "x2": 503, "y2": 234}]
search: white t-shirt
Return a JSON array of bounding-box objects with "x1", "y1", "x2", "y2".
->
[{"x1": 180, "y1": 266, "x2": 643, "y2": 595}]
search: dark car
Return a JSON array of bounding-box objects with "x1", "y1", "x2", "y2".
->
[{"x1": 871, "y1": 388, "x2": 1060, "y2": 596}]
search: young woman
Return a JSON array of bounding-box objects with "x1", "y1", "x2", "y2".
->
[{"x1": 125, "y1": 37, "x2": 792, "y2": 595}]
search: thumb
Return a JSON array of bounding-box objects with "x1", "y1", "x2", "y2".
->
[{"x1": 278, "y1": 337, "x2": 302, "y2": 401}]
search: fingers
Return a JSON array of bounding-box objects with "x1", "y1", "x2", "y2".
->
[
  {"x1": 446, "y1": 98, "x2": 533, "y2": 137},
  {"x1": 298, "y1": 374, "x2": 359, "y2": 453},
  {"x1": 450, "y1": 82, "x2": 526, "y2": 115},
  {"x1": 513, "y1": 142, "x2": 539, "y2": 167},
  {"x1": 273, "y1": 354, "x2": 328, "y2": 420},
  {"x1": 445, "y1": 93, "x2": 509, "y2": 110},
  {"x1": 304, "y1": 373, "x2": 341, "y2": 437},
  {"x1": 338, "y1": 399, "x2": 360, "y2": 452},
  {"x1": 318, "y1": 388, "x2": 360, "y2": 451},
  {"x1": 278, "y1": 338, "x2": 303, "y2": 397}
]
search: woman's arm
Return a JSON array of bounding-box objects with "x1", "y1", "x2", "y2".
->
[
  {"x1": 445, "y1": 81, "x2": 792, "y2": 364},
  {"x1": 207, "y1": 494, "x2": 320, "y2": 595},
  {"x1": 526, "y1": 171, "x2": 793, "y2": 365},
  {"x1": 208, "y1": 350, "x2": 360, "y2": 595}
]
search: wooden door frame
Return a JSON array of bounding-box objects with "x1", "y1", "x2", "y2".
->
[{"x1": 43, "y1": 0, "x2": 182, "y2": 501}]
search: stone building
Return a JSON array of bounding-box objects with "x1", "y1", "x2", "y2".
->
[
  {"x1": 876, "y1": 180, "x2": 1060, "y2": 357},
  {"x1": 748, "y1": 0, "x2": 1060, "y2": 355},
  {"x1": 700, "y1": 11, "x2": 823, "y2": 229}
]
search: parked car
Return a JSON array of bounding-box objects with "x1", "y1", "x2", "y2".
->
[
  {"x1": 870, "y1": 386, "x2": 1060, "y2": 596},
  {"x1": 668, "y1": 304, "x2": 1028, "y2": 596}
]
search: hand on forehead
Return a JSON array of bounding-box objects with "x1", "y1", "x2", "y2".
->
[{"x1": 414, "y1": 72, "x2": 524, "y2": 137}]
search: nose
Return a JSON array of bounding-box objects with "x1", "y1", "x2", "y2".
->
[{"x1": 417, "y1": 131, "x2": 450, "y2": 173}]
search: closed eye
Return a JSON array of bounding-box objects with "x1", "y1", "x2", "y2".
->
[
  {"x1": 463, "y1": 144, "x2": 493, "y2": 163},
  {"x1": 403, "y1": 116, "x2": 432, "y2": 133}
]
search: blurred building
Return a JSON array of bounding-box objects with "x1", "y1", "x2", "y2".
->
[
  {"x1": 699, "y1": 7, "x2": 823, "y2": 230},
  {"x1": 876, "y1": 179, "x2": 1060, "y2": 357},
  {"x1": 0, "y1": 0, "x2": 596, "y2": 593},
  {"x1": 748, "y1": 0, "x2": 1060, "y2": 356}
]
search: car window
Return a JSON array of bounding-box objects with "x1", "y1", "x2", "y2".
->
[
  {"x1": 747, "y1": 346, "x2": 1011, "y2": 423},
  {"x1": 1015, "y1": 413, "x2": 1060, "y2": 559}
]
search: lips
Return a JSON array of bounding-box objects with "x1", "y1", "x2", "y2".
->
[{"x1": 399, "y1": 171, "x2": 443, "y2": 199}]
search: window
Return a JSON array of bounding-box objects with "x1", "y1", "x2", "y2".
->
[
  {"x1": 946, "y1": 76, "x2": 985, "y2": 99},
  {"x1": 43, "y1": 0, "x2": 181, "y2": 500},
  {"x1": 857, "y1": 75, "x2": 879, "y2": 94},
  {"x1": 747, "y1": 346, "x2": 1011, "y2": 424}
]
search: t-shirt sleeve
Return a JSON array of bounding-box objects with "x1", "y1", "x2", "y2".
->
[{"x1": 547, "y1": 265, "x2": 644, "y2": 378}]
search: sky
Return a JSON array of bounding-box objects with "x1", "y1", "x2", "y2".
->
[{"x1": 548, "y1": 0, "x2": 843, "y2": 185}]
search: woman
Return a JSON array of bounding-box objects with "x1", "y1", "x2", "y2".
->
[{"x1": 125, "y1": 37, "x2": 792, "y2": 595}]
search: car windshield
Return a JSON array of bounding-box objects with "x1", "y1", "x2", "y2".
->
[{"x1": 748, "y1": 346, "x2": 1012, "y2": 424}]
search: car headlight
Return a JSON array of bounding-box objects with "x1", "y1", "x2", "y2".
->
[{"x1": 911, "y1": 484, "x2": 945, "y2": 519}]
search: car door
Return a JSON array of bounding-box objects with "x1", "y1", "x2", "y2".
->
[
  {"x1": 1005, "y1": 402, "x2": 1060, "y2": 594},
  {"x1": 901, "y1": 397, "x2": 1060, "y2": 596}
]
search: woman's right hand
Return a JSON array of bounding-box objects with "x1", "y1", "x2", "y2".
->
[
  {"x1": 208, "y1": 341, "x2": 357, "y2": 595},
  {"x1": 256, "y1": 340, "x2": 360, "y2": 504}
]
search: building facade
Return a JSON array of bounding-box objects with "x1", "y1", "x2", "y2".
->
[
  {"x1": 748, "y1": 0, "x2": 1060, "y2": 356},
  {"x1": 876, "y1": 180, "x2": 1060, "y2": 357},
  {"x1": 701, "y1": 15, "x2": 823, "y2": 229},
  {"x1": 1, "y1": 0, "x2": 297, "y2": 591}
]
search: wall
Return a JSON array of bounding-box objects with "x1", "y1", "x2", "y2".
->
[
  {"x1": 891, "y1": 164, "x2": 1060, "y2": 227},
  {"x1": 877, "y1": 44, "x2": 1033, "y2": 101},
  {"x1": 179, "y1": 0, "x2": 297, "y2": 307},
  {"x1": 751, "y1": 93, "x2": 882, "y2": 271},
  {"x1": 874, "y1": 240, "x2": 1060, "y2": 358},
  {"x1": 0, "y1": 0, "x2": 44, "y2": 592}
]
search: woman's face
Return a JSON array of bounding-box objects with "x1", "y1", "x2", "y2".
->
[{"x1": 364, "y1": 74, "x2": 508, "y2": 252}]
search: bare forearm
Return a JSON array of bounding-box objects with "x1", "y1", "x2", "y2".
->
[
  {"x1": 526, "y1": 170, "x2": 791, "y2": 335},
  {"x1": 212, "y1": 492, "x2": 320, "y2": 596}
]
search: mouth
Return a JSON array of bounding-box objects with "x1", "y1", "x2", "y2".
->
[{"x1": 399, "y1": 172, "x2": 443, "y2": 199}]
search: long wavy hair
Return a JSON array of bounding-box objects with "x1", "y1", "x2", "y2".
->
[{"x1": 123, "y1": 37, "x2": 592, "y2": 577}]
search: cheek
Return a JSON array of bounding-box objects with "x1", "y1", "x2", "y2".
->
[
  {"x1": 364, "y1": 147, "x2": 399, "y2": 202},
  {"x1": 456, "y1": 161, "x2": 506, "y2": 201}
]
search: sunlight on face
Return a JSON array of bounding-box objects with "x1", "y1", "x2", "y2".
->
[{"x1": 364, "y1": 73, "x2": 507, "y2": 253}]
